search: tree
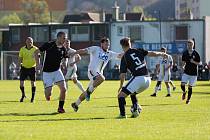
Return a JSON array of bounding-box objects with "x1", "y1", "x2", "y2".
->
[
  {"x1": 0, "y1": 13, "x2": 23, "y2": 26},
  {"x1": 132, "y1": 6, "x2": 144, "y2": 13},
  {"x1": 20, "y1": 0, "x2": 50, "y2": 23}
]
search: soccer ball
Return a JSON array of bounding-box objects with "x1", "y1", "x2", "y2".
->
[{"x1": 130, "y1": 104, "x2": 142, "y2": 118}]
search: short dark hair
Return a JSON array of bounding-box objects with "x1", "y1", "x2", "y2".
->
[
  {"x1": 120, "y1": 37, "x2": 130, "y2": 47},
  {"x1": 161, "y1": 47, "x2": 166, "y2": 51},
  {"x1": 57, "y1": 31, "x2": 66, "y2": 38},
  {"x1": 100, "y1": 37, "x2": 109, "y2": 43}
]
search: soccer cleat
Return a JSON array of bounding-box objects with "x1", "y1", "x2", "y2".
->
[
  {"x1": 57, "y1": 108, "x2": 65, "y2": 113},
  {"x1": 131, "y1": 110, "x2": 140, "y2": 118},
  {"x1": 182, "y1": 93, "x2": 186, "y2": 100},
  {"x1": 186, "y1": 100, "x2": 190, "y2": 104},
  {"x1": 173, "y1": 87, "x2": 176, "y2": 91},
  {"x1": 150, "y1": 93, "x2": 157, "y2": 97},
  {"x1": 85, "y1": 93, "x2": 91, "y2": 101},
  {"x1": 165, "y1": 94, "x2": 171, "y2": 97},
  {"x1": 71, "y1": 102, "x2": 79, "y2": 112},
  {"x1": 117, "y1": 114, "x2": 127, "y2": 119},
  {"x1": 19, "y1": 96, "x2": 26, "y2": 102},
  {"x1": 30, "y1": 97, "x2": 34, "y2": 103},
  {"x1": 46, "y1": 96, "x2": 51, "y2": 101}
]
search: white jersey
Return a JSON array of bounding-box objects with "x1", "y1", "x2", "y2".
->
[
  {"x1": 87, "y1": 46, "x2": 120, "y2": 74},
  {"x1": 159, "y1": 55, "x2": 173, "y2": 76}
]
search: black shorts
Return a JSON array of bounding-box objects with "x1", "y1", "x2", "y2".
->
[{"x1": 20, "y1": 66, "x2": 36, "y2": 81}]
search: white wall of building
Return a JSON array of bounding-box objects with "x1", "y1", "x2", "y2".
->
[{"x1": 110, "y1": 20, "x2": 205, "y2": 70}]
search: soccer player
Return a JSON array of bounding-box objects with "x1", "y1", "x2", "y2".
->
[
  {"x1": 18, "y1": 37, "x2": 39, "y2": 103},
  {"x1": 71, "y1": 37, "x2": 123, "y2": 112},
  {"x1": 117, "y1": 37, "x2": 168, "y2": 118},
  {"x1": 181, "y1": 39, "x2": 200, "y2": 104},
  {"x1": 35, "y1": 32, "x2": 68, "y2": 113},
  {"x1": 63, "y1": 39, "x2": 85, "y2": 93},
  {"x1": 150, "y1": 47, "x2": 174, "y2": 97}
]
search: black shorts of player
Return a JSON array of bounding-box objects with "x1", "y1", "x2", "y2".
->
[{"x1": 20, "y1": 66, "x2": 36, "y2": 81}]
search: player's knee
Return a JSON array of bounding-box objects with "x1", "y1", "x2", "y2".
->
[
  {"x1": 72, "y1": 78, "x2": 77, "y2": 84},
  {"x1": 156, "y1": 81, "x2": 161, "y2": 86}
]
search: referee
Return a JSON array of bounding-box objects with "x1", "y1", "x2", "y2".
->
[{"x1": 18, "y1": 37, "x2": 39, "y2": 103}]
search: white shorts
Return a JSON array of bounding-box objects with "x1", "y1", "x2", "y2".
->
[
  {"x1": 43, "y1": 69, "x2": 65, "y2": 88},
  {"x1": 65, "y1": 65, "x2": 77, "y2": 80},
  {"x1": 87, "y1": 70, "x2": 101, "y2": 81},
  {"x1": 181, "y1": 73, "x2": 197, "y2": 86},
  {"x1": 157, "y1": 73, "x2": 171, "y2": 82},
  {"x1": 122, "y1": 76, "x2": 151, "y2": 95}
]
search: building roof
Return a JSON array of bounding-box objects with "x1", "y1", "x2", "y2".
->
[{"x1": 63, "y1": 13, "x2": 100, "y2": 23}]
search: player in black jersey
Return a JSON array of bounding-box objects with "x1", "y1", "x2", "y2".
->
[
  {"x1": 181, "y1": 39, "x2": 200, "y2": 104},
  {"x1": 117, "y1": 37, "x2": 168, "y2": 118},
  {"x1": 35, "y1": 32, "x2": 69, "y2": 113}
]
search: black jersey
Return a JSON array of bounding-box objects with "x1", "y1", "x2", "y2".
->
[
  {"x1": 182, "y1": 50, "x2": 200, "y2": 76},
  {"x1": 120, "y1": 48, "x2": 148, "y2": 76},
  {"x1": 39, "y1": 41, "x2": 68, "y2": 72}
]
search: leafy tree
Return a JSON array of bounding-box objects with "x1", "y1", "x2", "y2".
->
[
  {"x1": 132, "y1": 6, "x2": 144, "y2": 13},
  {"x1": 0, "y1": 13, "x2": 23, "y2": 26},
  {"x1": 20, "y1": 0, "x2": 50, "y2": 23}
]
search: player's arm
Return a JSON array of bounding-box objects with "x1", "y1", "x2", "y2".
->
[
  {"x1": 70, "y1": 54, "x2": 81, "y2": 66},
  {"x1": 190, "y1": 53, "x2": 200, "y2": 65},
  {"x1": 118, "y1": 56, "x2": 127, "y2": 92},
  {"x1": 147, "y1": 51, "x2": 167, "y2": 57},
  {"x1": 72, "y1": 49, "x2": 88, "y2": 56},
  {"x1": 34, "y1": 49, "x2": 42, "y2": 71}
]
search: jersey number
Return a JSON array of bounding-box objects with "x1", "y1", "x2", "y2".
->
[{"x1": 130, "y1": 53, "x2": 146, "y2": 70}]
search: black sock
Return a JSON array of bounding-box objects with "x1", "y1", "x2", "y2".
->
[
  {"x1": 118, "y1": 97, "x2": 126, "y2": 116},
  {"x1": 20, "y1": 86, "x2": 25, "y2": 97},
  {"x1": 181, "y1": 85, "x2": 186, "y2": 93},
  {"x1": 31, "y1": 87, "x2": 36, "y2": 99},
  {"x1": 59, "y1": 101, "x2": 65, "y2": 109},
  {"x1": 130, "y1": 94, "x2": 138, "y2": 109},
  {"x1": 86, "y1": 87, "x2": 92, "y2": 95},
  {"x1": 187, "y1": 87, "x2": 192, "y2": 101}
]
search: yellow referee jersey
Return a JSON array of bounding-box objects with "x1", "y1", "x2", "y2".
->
[{"x1": 19, "y1": 45, "x2": 38, "y2": 68}]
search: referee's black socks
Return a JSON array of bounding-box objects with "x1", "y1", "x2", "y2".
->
[
  {"x1": 181, "y1": 85, "x2": 186, "y2": 93},
  {"x1": 187, "y1": 87, "x2": 192, "y2": 101}
]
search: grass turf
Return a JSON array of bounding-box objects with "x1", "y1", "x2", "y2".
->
[{"x1": 0, "y1": 80, "x2": 210, "y2": 140}]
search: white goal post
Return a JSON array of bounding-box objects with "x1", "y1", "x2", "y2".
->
[{"x1": 1, "y1": 51, "x2": 19, "y2": 80}]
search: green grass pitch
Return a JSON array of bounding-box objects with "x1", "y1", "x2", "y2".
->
[{"x1": 0, "y1": 80, "x2": 210, "y2": 140}]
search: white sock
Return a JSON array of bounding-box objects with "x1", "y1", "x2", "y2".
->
[
  {"x1": 75, "y1": 98, "x2": 81, "y2": 106},
  {"x1": 154, "y1": 86, "x2": 159, "y2": 93},
  {"x1": 88, "y1": 84, "x2": 94, "y2": 93},
  {"x1": 167, "y1": 87, "x2": 171, "y2": 95},
  {"x1": 75, "y1": 81, "x2": 85, "y2": 93}
]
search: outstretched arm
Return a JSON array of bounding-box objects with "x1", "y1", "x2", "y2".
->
[{"x1": 147, "y1": 51, "x2": 166, "y2": 57}]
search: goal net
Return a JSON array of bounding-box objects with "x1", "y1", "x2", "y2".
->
[{"x1": 1, "y1": 51, "x2": 19, "y2": 80}]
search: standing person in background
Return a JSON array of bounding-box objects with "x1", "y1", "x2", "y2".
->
[
  {"x1": 181, "y1": 39, "x2": 200, "y2": 104},
  {"x1": 151, "y1": 47, "x2": 175, "y2": 97},
  {"x1": 63, "y1": 39, "x2": 85, "y2": 93},
  {"x1": 117, "y1": 37, "x2": 168, "y2": 118},
  {"x1": 18, "y1": 37, "x2": 39, "y2": 103},
  {"x1": 35, "y1": 31, "x2": 68, "y2": 113},
  {"x1": 71, "y1": 37, "x2": 123, "y2": 112}
]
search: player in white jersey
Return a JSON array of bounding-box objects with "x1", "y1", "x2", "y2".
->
[
  {"x1": 151, "y1": 47, "x2": 173, "y2": 97},
  {"x1": 71, "y1": 37, "x2": 123, "y2": 112},
  {"x1": 63, "y1": 40, "x2": 85, "y2": 93}
]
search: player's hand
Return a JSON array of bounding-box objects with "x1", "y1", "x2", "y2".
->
[{"x1": 70, "y1": 62, "x2": 75, "y2": 67}]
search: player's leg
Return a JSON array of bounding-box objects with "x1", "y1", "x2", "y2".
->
[
  {"x1": 19, "y1": 67, "x2": 27, "y2": 102},
  {"x1": 118, "y1": 91, "x2": 128, "y2": 118},
  {"x1": 56, "y1": 80, "x2": 67, "y2": 113},
  {"x1": 151, "y1": 81, "x2": 161, "y2": 97},
  {"x1": 165, "y1": 82, "x2": 171, "y2": 97},
  {"x1": 72, "y1": 77, "x2": 85, "y2": 93},
  {"x1": 42, "y1": 72, "x2": 54, "y2": 101},
  {"x1": 181, "y1": 73, "x2": 188, "y2": 100},
  {"x1": 165, "y1": 73, "x2": 171, "y2": 97},
  {"x1": 54, "y1": 69, "x2": 67, "y2": 113},
  {"x1": 29, "y1": 67, "x2": 36, "y2": 103},
  {"x1": 186, "y1": 76, "x2": 197, "y2": 104},
  {"x1": 169, "y1": 80, "x2": 176, "y2": 91}
]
